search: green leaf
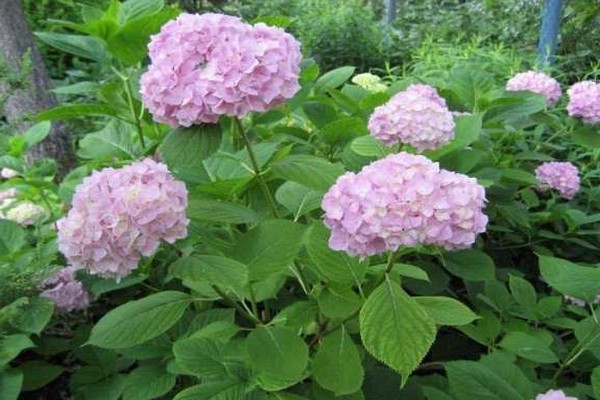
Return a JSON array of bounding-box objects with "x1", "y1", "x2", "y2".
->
[
  {"x1": 173, "y1": 381, "x2": 248, "y2": 400},
  {"x1": 359, "y1": 277, "x2": 436, "y2": 381},
  {"x1": 0, "y1": 335, "x2": 35, "y2": 366},
  {"x1": 313, "y1": 326, "x2": 364, "y2": 396},
  {"x1": 271, "y1": 155, "x2": 344, "y2": 191},
  {"x1": 247, "y1": 326, "x2": 309, "y2": 383},
  {"x1": 498, "y1": 332, "x2": 559, "y2": 364},
  {"x1": 480, "y1": 352, "x2": 533, "y2": 400},
  {"x1": 22, "y1": 122, "x2": 51, "y2": 149},
  {"x1": 350, "y1": 135, "x2": 387, "y2": 157},
  {"x1": 83, "y1": 375, "x2": 125, "y2": 400},
  {"x1": 170, "y1": 255, "x2": 248, "y2": 292},
  {"x1": 88, "y1": 274, "x2": 148, "y2": 297},
  {"x1": 538, "y1": 254, "x2": 600, "y2": 302},
  {"x1": 592, "y1": 366, "x2": 600, "y2": 400},
  {"x1": 306, "y1": 222, "x2": 367, "y2": 286},
  {"x1": 108, "y1": 9, "x2": 178, "y2": 65},
  {"x1": 314, "y1": 66, "x2": 356, "y2": 92},
  {"x1": 160, "y1": 124, "x2": 222, "y2": 172},
  {"x1": 121, "y1": 0, "x2": 164, "y2": 22},
  {"x1": 51, "y1": 81, "x2": 102, "y2": 95},
  {"x1": 19, "y1": 361, "x2": 63, "y2": 391},
  {"x1": 0, "y1": 220, "x2": 26, "y2": 256},
  {"x1": 34, "y1": 32, "x2": 110, "y2": 62},
  {"x1": 78, "y1": 120, "x2": 139, "y2": 159},
  {"x1": 173, "y1": 337, "x2": 227, "y2": 377},
  {"x1": 302, "y1": 101, "x2": 338, "y2": 128},
  {"x1": 232, "y1": 220, "x2": 306, "y2": 281},
  {"x1": 448, "y1": 68, "x2": 494, "y2": 110},
  {"x1": 317, "y1": 286, "x2": 363, "y2": 319},
  {"x1": 394, "y1": 263, "x2": 430, "y2": 281},
  {"x1": 0, "y1": 369, "x2": 23, "y2": 400},
  {"x1": 88, "y1": 291, "x2": 191, "y2": 349},
  {"x1": 275, "y1": 181, "x2": 323, "y2": 219},
  {"x1": 508, "y1": 275, "x2": 537, "y2": 315},
  {"x1": 37, "y1": 104, "x2": 117, "y2": 121},
  {"x1": 446, "y1": 360, "x2": 524, "y2": 400},
  {"x1": 187, "y1": 196, "x2": 261, "y2": 224},
  {"x1": 427, "y1": 114, "x2": 483, "y2": 159},
  {"x1": 8, "y1": 297, "x2": 54, "y2": 334},
  {"x1": 501, "y1": 169, "x2": 538, "y2": 186},
  {"x1": 485, "y1": 92, "x2": 546, "y2": 122},
  {"x1": 320, "y1": 117, "x2": 368, "y2": 145},
  {"x1": 415, "y1": 296, "x2": 478, "y2": 326},
  {"x1": 123, "y1": 364, "x2": 176, "y2": 400},
  {"x1": 571, "y1": 126, "x2": 600, "y2": 148},
  {"x1": 443, "y1": 250, "x2": 495, "y2": 281}
]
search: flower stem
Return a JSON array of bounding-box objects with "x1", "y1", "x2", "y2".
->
[
  {"x1": 211, "y1": 284, "x2": 262, "y2": 326},
  {"x1": 234, "y1": 118, "x2": 279, "y2": 217},
  {"x1": 123, "y1": 75, "x2": 146, "y2": 151}
]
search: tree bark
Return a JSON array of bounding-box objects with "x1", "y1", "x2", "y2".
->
[{"x1": 0, "y1": 0, "x2": 75, "y2": 175}]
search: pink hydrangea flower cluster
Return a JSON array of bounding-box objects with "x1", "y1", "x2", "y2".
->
[
  {"x1": 40, "y1": 267, "x2": 90, "y2": 312},
  {"x1": 506, "y1": 71, "x2": 562, "y2": 106},
  {"x1": 567, "y1": 81, "x2": 600, "y2": 124},
  {"x1": 368, "y1": 84, "x2": 455, "y2": 152},
  {"x1": 535, "y1": 161, "x2": 580, "y2": 200},
  {"x1": 140, "y1": 13, "x2": 302, "y2": 127},
  {"x1": 57, "y1": 159, "x2": 189, "y2": 279},
  {"x1": 535, "y1": 389, "x2": 577, "y2": 400},
  {"x1": 322, "y1": 152, "x2": 488, "y2": 257}
]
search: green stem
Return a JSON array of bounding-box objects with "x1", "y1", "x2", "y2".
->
[
  {"x1": 123, "y1": 75, "x2": 146, "y2": 151},
  {"x1": 248, "y1": 284, "x2": 260, "y2": 321},
  {"x1": 234, "y1": 118, "x2": 279, "y2": 217},
  {"x1": 211, "y1": 284, "x2": 262, "y2": 326}
]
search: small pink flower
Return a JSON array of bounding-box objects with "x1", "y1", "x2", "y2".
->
[
  {"x1": 567, "y1": 81, "x2": 600, "y2": 124},
  {"x1": 535, "y1": 162, "x2": 580, "y2": 200},
  {"x1": 57, "y1": 159, "x2": 189, "y2": 279},
  {"x1": 140, "y1": 13, "x2": 302, "y2": 127},
  {"x1": 322, "y1": 152, "x2": 488, "y2": 257},
  {"x1": 506, "y1": 71, "x2": 562, "y2": 106},
  {"x1": 368, "y1": 85, "x2": 455, "y2": 152},
  {"x1": 40, "y1": 267, "x2": 90, "y2": 312},
  {"x1": 535, "y1": 389, "x2": 578, "y2": 400}
]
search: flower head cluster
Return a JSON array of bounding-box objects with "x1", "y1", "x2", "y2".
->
[
  {"x1": 322, "y1": 152, "x2": 488, "y2": 257},
  {"x1": 40, "y1": 266, "x2": 90, "y2": 312},
  {"x1": 535, "y1": 389, "x2": 577, "y2": 400},
  {"x1": 506, "y1": 71, "x2": 562, "y2": 106},
  {"x1": 567, "y1": 81, "x2": 600, "y2": 124},
  {"x1": 351, "y1": 73, "x2": 387, "y2": 93},
  {"x1": 140, "y1": 13, "x2": 302, "y2": 127},
  {"x1": 57, "y1": 159, "x2": 189, "y2": 279},
  {"x1": 1, "y1": 168, "x2": 18, "y2": 179},
  {"x1": 368, "y1": 84, "x2": 455, "y2": 152},
  {"x1": 535, "y1": 161, "x2": 580, "y2": 200},
  {"x1": 5, "y1": 202, "x2": 46, "y2": 226}
]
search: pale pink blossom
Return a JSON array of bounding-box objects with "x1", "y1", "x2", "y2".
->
[
  {"x1": 535, "y1": 161, "x2": 580, "y2": 200},
  {"x1": 567, "y1": 81, "x2": 600, "y2": 124},
  {"x1": 40, "y1": 267, "x2": 90, "y2": 312},
  {"x1": 506, "y1": 71, "x2": 562, "y2": 106}
]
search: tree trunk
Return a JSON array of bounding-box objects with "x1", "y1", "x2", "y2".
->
[{"x1": 0, "y1": 0, "x2": 75, "y2": 175}]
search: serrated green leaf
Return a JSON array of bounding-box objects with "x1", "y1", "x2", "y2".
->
[
  {"x1": 19, "y1": 361, "x2": 63, "y2": 391},
  {"x1": 539, "y1": 254, "x2": 600, "y2": 302},
  {"x1": 443, "y1": 250, "x2": 495, "y2": 281},
  {"x1": 271, "y1": 155, "x2": 344, "y2": 191},
  {"x1": 446, "y1": 360, "x2": 524, "y2": 400},
  {"x1": 170, "y1": 255, "x2": 248, "y2": 292},
  {"x1": 415, "y1": 296, "x2": 478, "y2": 326},
  {"x1": 88, "y1": 291, "x2": 191, "y2": 349},
  {"x1": 34, "y1": 32, "x2": 110, "y2": 62},
  {"x1": 187, "y1": 196, "x2": 261, "y2": 224},
  {"x1": 498, "y1": 332, "x2": 558, "y2": 364},
  {"x1": 0, "y1": 369, "x2": 23, "y2": 400},
  {"x1": 314, "y1": 66, "x2": 356, "y2": 92},
  {"x1": 359, "y1": 277, "x2": 436, "y2": 380},
  {"x1": 123, "y1": 364, "x2": 175, "y2": 400}
]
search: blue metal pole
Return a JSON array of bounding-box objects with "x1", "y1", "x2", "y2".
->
[
  {"x1": 537, "y1": 0, "x2": 564, "y2": 67},
  {"x1": 384, "y1": 0, "x2": 396, "y2": 26}
]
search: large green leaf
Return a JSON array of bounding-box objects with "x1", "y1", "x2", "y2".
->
[
  {"x1": 173, "y1": 381, "x2": 249, "y2": 400},
  {"x1": 359, "y1": 277, "x2": 436, "y2": 381},
  {"x1": 314, "y1": 66, "x2": 356, "y2": 92},
  {"x1": 0, "y1": 335, "x2": 35, "y2": 366},
  {"x1": 480, "y1": 352, "x2": 533, "y2": 400},
  {"x1": 78, "y1": 120, "x2": 139, "y2": 159},
  {"x1": 350, "y1": 135, "x2": 387, "y2": 157},
  {"x1": 8, "y1": 297, "x2": 54, "y2": 334},
  {"x1": 312, "y1": 326, "x2": 364, "y2": 396},
  {"x1": 0, "y1": 369, "x2": 22, "y2": 400},
  {"x1": 446, "y1": 361, "x2": 524, "y2": 400},
  {"x1": 271, "y1": 155, "x2": 345, "y2": 191},
  {"x1": 448, "y1": 68, "x2": 494, "y2": 110},
  {"x1": 19, "y1": 361, "x2": 63, "y2": 391},
  {"x1": 415, "y1": 296, "x2": 478, "y2": 326},
  {"x1": 35, "y1": 32, "x2": 110, "y2": 62},
  {"x1": 232, "y1": 220, "x2": 306, "y2": 281},
  {"x1": 37, "y1": 104, "x2": 117, "y2": 121},
  {"x1": 173, "y1": 337, "x2": 227, "y2": 377},
  {"x1": 0, "y1": 220, "x2": 26, "y2": 256},
  {"x1": 88, "y1": 291, "x2": 191, "y2": 349},
  {"x1": 187, "y1": 196, "x2": 261, "y2": 224},
  {"x1": 319, "y1": 116, "x2": 368, "y2": 145},
  {"x1": 160, "y1": 124, "x2": 222, "y2": 172},
  {"x1": 306, "y1": 222, "x2": 367, "y2": 286},
  {"x1": 123, "y1": 364, "x2": 176, "y2": 400},
  {"x1": 539, "y1": 254, "x2": 600, "y2": 302},
  {"x1": 121, "y1": 0, "x2": 165, "y2": 22},
  {"x1": 498, "y1": 332, "x2": 558, "y2": 364},
  {"x1": 170, "y1": 255, "x2": 248, "y2": 292},
  {"x1": 22, "y1": 122, "x2": 51, "y2": 150},
  {"x1": 571, "y1": 126, "x2": 600, "y2": 149},
  {"x1": 247, "y1": 326, "x2": 309, "y2": 383},
  {"x1": 443, "y1": 250, "x2": 495, "y2": 281},
  {"x1": 484, "y1": 92, "x2": 546, "y2": 122},
  {"x1": 275, "y1": 181, "x2": 323, "y2": 219}
]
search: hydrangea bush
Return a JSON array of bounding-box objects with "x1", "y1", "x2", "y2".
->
[{"x1": 2, "y1": 2, "x2": 600, "y2": 400}]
